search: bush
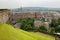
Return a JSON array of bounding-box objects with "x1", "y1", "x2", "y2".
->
[
  {"x1": 15, "y1": 18, "x2": 34, "y2": 30},
  {"x1": 57, "y1": 18, "x2": 60, "y2": 25},
  {"x1": 49, "y1": 19, "x2": 58, "y2": 28},
  {"x1": 21, "y1": 24, "x2": 33, "y2": 31},
  {"x1": 37, "y1": 26, "x2": 47, "y2": 32},
  {"x1": 49, "y1": 27, "x2": 55, "y2": 34},
  {"x1": 55, "y1": 27, "x2": 60, "y2": 32},
  {"x1": 49, "y1": 18, "x2": 60, "y2": 33}
]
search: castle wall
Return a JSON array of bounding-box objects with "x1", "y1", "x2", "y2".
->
[{"x1": 0, "y1": 9, "x2": 10, "y2": 23}]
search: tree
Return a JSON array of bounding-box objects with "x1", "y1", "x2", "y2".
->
[
  {"x1": 57, "y1": 18, "x2": 60, "y2": 25},
  {"x1": 15, "y1": 18, "x2": 34, "y2": 30},
  {"x1": 49, "y1": 19, "x2": 58, "y2": 28},
  {"x1": 38, "y1": 26, "x2": 47, "y2": 32},
  {"x1": 55, "y1": 27, "x2": 60, "y2": 32},
  {"x1": 49, "y1": 27, "x2": 55, "y2": 34}
]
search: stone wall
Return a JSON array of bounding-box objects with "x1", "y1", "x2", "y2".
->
[{"x1": 0, "y1": 9, "x2": 10, "y2": 23}]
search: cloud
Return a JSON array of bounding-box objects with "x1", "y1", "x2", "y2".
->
[
  {"x1": 21, "y1": 0, "x2": 60, "y2": 8},
  {"x1": 0, "y1": 0, "x2": 60, "y2": 8},
  {"x1": 0, "y1": 0, "x2": 20, "y2": 9}
]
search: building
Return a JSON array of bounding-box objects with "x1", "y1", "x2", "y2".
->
[{"x1": 34, "y1": 20, "x2": 43, "y2": 27}]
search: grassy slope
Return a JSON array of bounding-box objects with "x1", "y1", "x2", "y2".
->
[
  {"x1": 30, "y1": 32, "x2": 55, "y2": 40},
  {"x1": 16, "y1": 29, "x2": 55, "y2": 40},
  {"x1": 0, "y1": 24, "x2": 55, "y2": 40}
]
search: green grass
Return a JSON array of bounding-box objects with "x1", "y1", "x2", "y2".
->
[
  {"x1": 30, "y1": 32, "x2": 55, "y2": 40},
  {"x1": 0, "y1": 23, "x2": 55, "y2": 40}
]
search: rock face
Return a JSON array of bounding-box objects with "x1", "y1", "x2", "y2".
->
[{"x1": 0, "y1": 9, "x2": 10, "y2": 23}]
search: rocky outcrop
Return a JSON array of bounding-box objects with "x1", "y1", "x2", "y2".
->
[{"x1": 0, "y1": 9, "x2": 10, "y2": 23}]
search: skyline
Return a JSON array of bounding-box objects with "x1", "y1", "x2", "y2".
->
[{"x1": 0, "y1": 0, "x2": 60, "y2": 9}]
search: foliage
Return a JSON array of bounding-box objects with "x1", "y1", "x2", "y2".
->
[
  {"x1": 57, "y1": 18, "x2": 60, "y2": 25},
  {"x1": 37, "y1": 26, "x2": 47, "y2": 32},
  {"x1": 49, "y1": 18, "x2": 60, "y2": 33},
  {"x1": 55, "y1": 27, "x2": 60, "y2": 32},
  {"x1": 49, "y1": 19, "x2": 58, "y2": 28},
  {"x1": 15, "y1": 18, "x2": 60, "y2": 33},
  {"x1": 16, "y1": 18, "x2": 34, "y2": 30},
  {"x1": 49, "y1": 27, "x2": 55, "y2": 34}
]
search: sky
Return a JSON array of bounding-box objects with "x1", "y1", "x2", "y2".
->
[{"x1": 0, "y1": 0, "x2": 60, "y2": 9}]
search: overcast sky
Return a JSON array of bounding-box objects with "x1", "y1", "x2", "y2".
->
[{"x1": 0, "y1": 0, "x2": 60, "y2": 9}]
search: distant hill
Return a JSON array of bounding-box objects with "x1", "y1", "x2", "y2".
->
[{"x1": 12, "y1": 7, "x2": 60, "y2": 12}]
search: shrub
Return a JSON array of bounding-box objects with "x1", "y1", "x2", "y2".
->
[
  {"x1": 15, "y1": 18, "x2": 34, "y2": 30},
  {"x1": 37, "y1": 26, "x2": 47, "y2": 32},
  {"x1": 49, "y1": 19, "x2": 58, "y2": 28},
  {"x1": 49, "y1": 27, "x2": 55, "y2": 34},
  {"x1": 55, "y1": 27, "x2": 60, "y2": 32}
]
